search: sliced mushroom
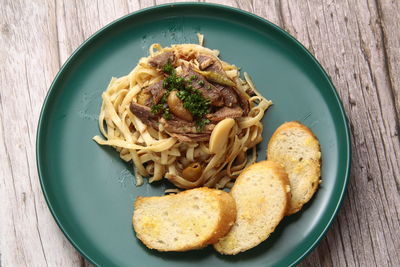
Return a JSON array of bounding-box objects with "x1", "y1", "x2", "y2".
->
[
  {"x1": 167, "y1": 91, "x2": 193, "y2": 121},
  {"x1": 209, "y1": 118, "x2": 235, "y2": 154},
  {"x1": 182, "y1": 162, "x2": 203, "y2": 182}
]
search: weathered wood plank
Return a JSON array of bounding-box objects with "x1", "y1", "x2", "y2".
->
[
  {"x1": 1, "y1": 0, "x2": 399, "y2": 266},
  {"x1": 0, "y1": 0, "x2": 84, "y2": 266},
  {"x1": 375, "y1": 0, "x2": 400, "y2": 121}
]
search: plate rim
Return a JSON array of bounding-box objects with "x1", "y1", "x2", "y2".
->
[{"x1": 36, "y1": 2, "x2": 352, "y2": 266}]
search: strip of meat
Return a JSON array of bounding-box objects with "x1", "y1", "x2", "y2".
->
[
  {"x1": 148, "y1": 51, "x2": 175, "y2": 70},
  {"x1": 162, "y1": 117, "x2": 214, "y2": 134},
  {"x1": 197, "y1": 54, "x2": 214, "y2": 70},
  {"x1": 206, "y1": 106, "x2": 243, "y2": 123},
  {"x1": 143, "y1": 81, "x2": 165, "y2": 106},
  {"x1": 181, "y1": 66, "x2": 223, "y2": 106},
  {"x1": 129, "y1": 102, "x2": 159, "y2": 129},
  {"x1": 213, "y1": 83, "x2": 238, "y2": 107},
  {"x1": 197, "y1": 54, "x2": 248, "y2": 112},
  {"x1": 162, "y1": 117, "x2": 215, "y2": 142},
  {"x1": 232, "y1": 86, "x2": 250, "y2": 115},
  {"x1": 171, "y1": 133, "x2": 211, "y2": 142},
  {"x1": 130, "y1": 103, "x2": 215, "y2": 143},
  {"x1": 197, "y1": 54, "x2": 224, "y2": 74}
]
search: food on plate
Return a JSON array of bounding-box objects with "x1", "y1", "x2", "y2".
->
[
  {"x1": 214, "y1": 160, "x2": 290, "y2": 255},
  {"x1": 132, "y1": 120, "x2": 322, "y2": 254},
  {"x1": 132, "y1": 187, "x2": 236, "y2": 252},
  {"x1": 93, "y1": 38, "x2": 272, "y2": 189},
  {"x1": 267, "y1": 121, "x2": 321, "y2": 215},
  {"x1": 92, "y1": 35, "x2": 323, "y2": 254}
]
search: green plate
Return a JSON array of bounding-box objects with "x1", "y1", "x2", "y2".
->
[{"x1": 37, "y1": 3, "x2": 351, "y2": 267}]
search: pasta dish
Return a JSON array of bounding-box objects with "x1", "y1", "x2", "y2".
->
[{"x1": 93, "y1": 35, "x2": 272, "y2": 189}]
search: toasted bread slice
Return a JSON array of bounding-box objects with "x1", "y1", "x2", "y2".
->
[
  {"x1": 133, "y1": 187, "x2": 236, "y2": 252},
  {"x1": 214, "y1": 161, "x2": 290, "y2": 255},
  {"x1": 267, "y1": 121, "x2": 321, "y2": 215}
]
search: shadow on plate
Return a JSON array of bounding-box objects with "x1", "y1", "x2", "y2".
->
[{"x1": 133, "y1": 231, "x2": 214, "y2": 261}]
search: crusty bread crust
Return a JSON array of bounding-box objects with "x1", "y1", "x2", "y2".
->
[
  {"x1": 214, "y1": 160, "x2": 291, "y2": 255},
  {"x1": 267, "y1": 121, "x2": 321, "y2": 215},
  {"x1": 133, "y1": 187, "x2": 236, "y2": 252},
  {"x1": 206, "y1": 190, "x2": 237, "y2": 244},
  {"x1": 267, "y1": 161, "x2": 292, "y2": 215}
]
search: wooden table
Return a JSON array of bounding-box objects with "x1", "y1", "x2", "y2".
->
[{"x1": 1, "y1": 0, "x2": 399, "y2": 266}]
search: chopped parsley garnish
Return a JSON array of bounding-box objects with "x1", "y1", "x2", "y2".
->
[
  {"x1": 162, "y1": 59, "x2": 174, "y2": 75},
  {"x1": 176, "y1": 90, "x2": 210, "y2": 118},
  {"x1": 163, "y1": 107, "x2": 172, "y2": 120},
  {"x1": 151, "y1": 103, "x2": 164, "y2": 115},
  {"x1": 151, "y1": 60, "x2": 211, "y2": 131}
]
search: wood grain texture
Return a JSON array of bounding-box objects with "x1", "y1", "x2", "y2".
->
[{"x1": 0, "y1": 0, "x2": 399, "y2": 266}]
